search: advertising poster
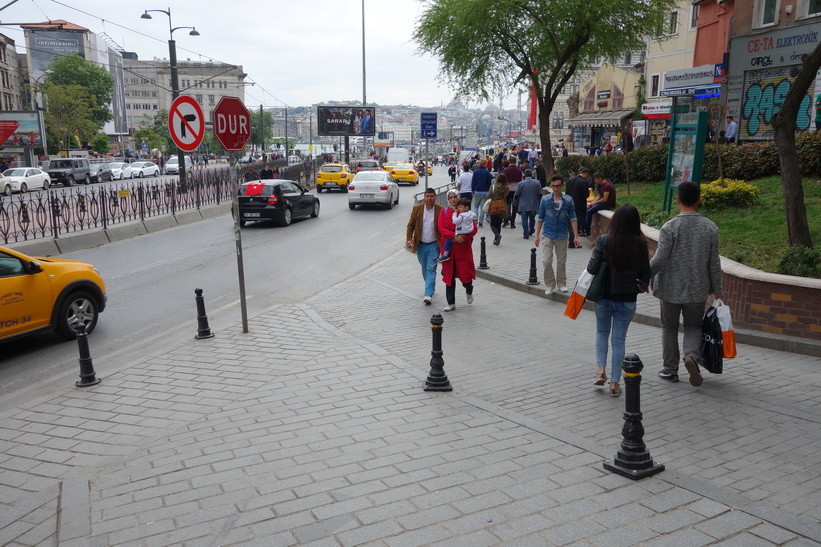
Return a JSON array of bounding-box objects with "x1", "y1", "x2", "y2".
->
[
  {"x1": 0, "y1": 112, "x2": 45, "y2": 148},
  {"x1": 25, "y1": 30, "x2": 85, "y2": 82},
  {"x1": 317, "y1": 106, "x2": 376, "y2": 137},
  {"x1": 669, "y1": 132, "x2": 697, "y2": 186}
]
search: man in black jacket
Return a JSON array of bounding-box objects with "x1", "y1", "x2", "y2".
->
[
  {"x1": 534, "y1": 159, "x2": 547, "y2": 189},
  {"x1": 564, "y1": 167, "x2": 592, "y2": 247}
]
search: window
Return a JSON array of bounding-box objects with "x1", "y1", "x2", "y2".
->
[
  {"x1": 651, "y1": 74, "x2": 660, "y2": 97},
  {"x1": 583, "y1": 88, "x2": 595, "y2": 112},
  {"x1": 667, "y1": 10, "x2": 679, "y2": 35},
  {"x1": 208, "y1": 94, "x2": 215, "y2": 106},
  {"x1": 552, "y1": 112, "x2": 564, "y2": 129},
  {"x1": 612, "y1": 85, "x2": 624, "y2": 109},
  {"x1": 690, "y1": 4, "x2": 700, "y2": 28},
  {"x1": 195, "y1": 94, "x2": 203, "y2": 104},
  {"x1": 755, "y1": 0, "x2": 779, "y2": 27},
  {"x1": 808, "y1": 0, "x2": 821, "y2": 16}
]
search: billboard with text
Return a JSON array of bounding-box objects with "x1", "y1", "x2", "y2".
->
[{"x1": 317, "y1": 106, "x2": 375, "y2": 136}]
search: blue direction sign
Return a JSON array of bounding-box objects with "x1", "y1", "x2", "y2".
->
[{"x1": 420, "y1": 112, "x2": 437, "y2": 139}]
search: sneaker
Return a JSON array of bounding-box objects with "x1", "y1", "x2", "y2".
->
[
  {"x1": 510, "y1": 224, "x2": 516, "y2": 229},
  {"x1": 658, "y1": 370, "x2": 679, "y2": 382},
  {"x1": 423, "y1": 296, "x2": 432, "y2": 305},
  {"x1": 478, "y1": 223, "x2": 483, "y2": 227},
  {"x1": 523, "y1": 235, "x2": 529, "y2": 239},
  {"x1": 493, "y1": 236, "x2": 501, "y2": 246},
  {"x1": 437, "y1": 255, "x2": 450, "y2": 263},
  {"x1": 466, "y1": 293, "x2": 474, "y2": 304},
  {"x1": 544, "y1": 288, "x2": 555, "y2": 296},
  {"x1": 558, "y1": 286, "x2": 568, "y2": 293},
  {"x1": 684, "y1": 356, "x2": 703, "y2": 387},
  {"x1": 443, "y1": 304, "x2": 455, "y2": 312}
]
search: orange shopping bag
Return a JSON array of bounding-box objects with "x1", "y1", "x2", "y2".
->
[
  {"x1": 714, "y1": 299, "x2": 736, "y2": 358},
  {"x1": 564, "y1": 269, "x2": 594, "y2": 320}
]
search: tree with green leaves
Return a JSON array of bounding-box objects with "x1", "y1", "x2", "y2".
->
[
  {"x1": 44, "y1": 54, "x2": 115, "y2": 128},
  {"x1": 91, "y1": 134, "x2": 110, "y2": 154},
  {"x1": 41, "y1": 82, "x2": 98, "y2": 153},
  {"x1": 250, "y1": 108, "x2": 275, "y2": 151},
  {"x1": 414, "y1": 0, "x2": 676, "y2": 175},
  {"x1": 133, "y1": 128, "x2": 164, "y2": 152}
]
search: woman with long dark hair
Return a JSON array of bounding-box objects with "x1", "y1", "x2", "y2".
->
[
  {"x1": 585, "y1": 204, "x2": 650, "y2": 397},
  {"x1": 487, "y1": 172, "x2": 509, "y2": 245}
]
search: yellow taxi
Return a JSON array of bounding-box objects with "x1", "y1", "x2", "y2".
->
[
  {"x1": 388, "y1": 162, "x2": 419, "y2": 185},
  {"x1": 0, "y1": 246, "x2": 107, "y2": 342},
  {"x1": 382, "y1": 161, "x2": 396, "y2": 173},
  {"x1": 316, "y1": 163, "x2": 354, "y2": 193}
]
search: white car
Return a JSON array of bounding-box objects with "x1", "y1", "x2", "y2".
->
[
  {"x1": 2, "y1": 168, "x2": 51, "y2": 194},
  {"x1": 109, "y1": 162, "x2": 133, "y2": 180},
  {"x1": 130, "y1": 161, "x2": 160, "y2": 178},
  {"x1": 347, "y1": 171, "x2": 400, "y2": 210}
]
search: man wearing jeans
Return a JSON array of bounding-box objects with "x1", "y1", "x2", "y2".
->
[
  {"x1": 471, "y1": 159, "x2": 493, "y2": 226},
  {"x1": 534, "y1": 175, "x2": 579, "y2": 293},
  {"x1": 406, "y1": 188, "x2": 443, "y2": 305},
  {"x1": 581, "y1": 172, "x2": 615, "y2": 236},
  {"x1": 651, "y1": 181, "x2": 724, "y2": 386}
]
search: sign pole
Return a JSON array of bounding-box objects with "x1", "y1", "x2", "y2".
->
[
  {"x1": 425, "y1": 138, "x2": 429, "y2": 190},
  {"x1": 231, "y1": 160, "x2": 249, "y2": 333}
]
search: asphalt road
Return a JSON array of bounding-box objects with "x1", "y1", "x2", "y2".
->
[{"x1": 0, "y1": 168, "x2": 449, "y2": 406}]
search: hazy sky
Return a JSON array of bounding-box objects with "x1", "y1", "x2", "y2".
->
[{"x1": 0, "y1": 0, "x2": 471, "y2": 109}]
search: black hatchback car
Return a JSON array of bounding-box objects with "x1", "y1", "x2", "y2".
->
[{"x1": 237, "y1": 179, "x2": 320, "y2": 227}]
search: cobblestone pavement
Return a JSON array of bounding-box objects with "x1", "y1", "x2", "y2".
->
[{"x1": 0, "y1": 224, "x2": 819, "y2": 545}]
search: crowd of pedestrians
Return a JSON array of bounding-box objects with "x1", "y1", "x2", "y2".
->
[{"x1": 405, "y1": 148, "x2": 724, "y2": 398}]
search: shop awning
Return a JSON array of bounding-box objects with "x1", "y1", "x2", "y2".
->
[{"x1": 568, "y1": 109, "x2": 634, "y2": 128}]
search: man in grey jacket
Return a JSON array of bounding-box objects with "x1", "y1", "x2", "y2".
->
[
  {"x1": 513, "y1": 169, "x2": 542, "y2": 239},
  {"x1": 650, "y1": 181, "x2": 724, "y2": 386}
]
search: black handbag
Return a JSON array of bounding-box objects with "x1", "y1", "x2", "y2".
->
[
  {"x1": 586, "y1": 236, "x2": 608, "y2": 303},
  {"x1": 700, "y1": 306, "x2": 724, "y2": 374}
]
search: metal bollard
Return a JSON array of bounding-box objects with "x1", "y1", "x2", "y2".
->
[
  {"x1": 604, "y1": 354, "x2": 665, "y2": 480},
  {"x1": 194, "y1": 288, "x2": 215, "y2": 340},
  {"x1": 75, "y1": 324, "x2": 101, "y2": 387},
  {"x1": 477, "y1": 236, "x2": 489, "y2": 270},
  {"x1": 526, "y1": 247, "x2": 540, "y2": 285},
  {"x1": 424, "y1": 313, "x2": 452, "y2": 391}
]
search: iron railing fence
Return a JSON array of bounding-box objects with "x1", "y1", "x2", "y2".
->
[{"x1": 0, "y1": 168, "x2": 234, "y2": 245}]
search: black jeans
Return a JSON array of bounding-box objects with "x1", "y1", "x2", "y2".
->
[
  {"x1": 505, "y1": 192, "x2": 517, "y2": 226},
  {"x1": 446, "y1": 266, "x2": 473, "y2": 305},
  {"x1": 490, "y1": 214, "x2": 504, "y2": 241}
]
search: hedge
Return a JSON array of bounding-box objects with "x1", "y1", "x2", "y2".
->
[{"x1": 553, "y1": 131, "x2": 821, "y2": 183}]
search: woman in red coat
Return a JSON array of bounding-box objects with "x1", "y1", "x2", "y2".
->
[{"x1": 438, "y1": 190, "x2": 478, "y2": 311}]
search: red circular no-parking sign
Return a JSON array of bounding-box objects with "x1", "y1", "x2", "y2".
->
[
  {"x1": 212, "y1": 96, "x2": 251, "y2": 151},
  {"x1": 168, "y1": 95, "x2": 205, "y2": 152}
]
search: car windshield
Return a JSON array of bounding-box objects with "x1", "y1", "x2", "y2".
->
[
  {"x1": 359, "y1": 162, "x2": 377, "y2": 167},
  {"x1": 355, "y1": 172, "x2": 386, "y2": 181},
  {"x1": 395, "y1": 163, "x2": 413, "y2": 170},
  {"x1": 321, "y1": 165, "x2": 342, "y2": 173},
  {"x1": 4, "y1": 169, "x2": 26, "y2": 176},
  {"x1": 167, "y1": 158, "x2": 178, "y2": 164},
  {"x1": 107, "y1": 163, "x2": 120, "y2": 170},
  {"x1": 46, "y1": 160, "x2": 73, "y2": 169}
]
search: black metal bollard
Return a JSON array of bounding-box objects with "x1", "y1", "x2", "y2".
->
[
  {"x1": 477, "y1": 236, "x2": 489, "y2": 270},
  {"x1": 526, "y1": 247, "x2": 540, "y2": 285},
  {"x1": 75, "y1": 324, "x2": 101, "y2": 387},
  {"x1": 424, "y1": 313, "x2": 452, "y2": 392},
  {"x1": 194, "y1": 288, "x2": 215, "y2": 340},
  {"x1": 604, "y1": 354, "x2": 665, "y2": 479}
]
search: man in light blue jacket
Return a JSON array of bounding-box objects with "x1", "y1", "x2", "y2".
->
[
  {"x1": 534, "y1": 175, "x2": 580, "y2": 293},
  {"x1": 651, "y1": 181, "x2": 724, "y2": 386},
  {"x1": 513, "y1": 169, "x2": 542, "y2": 239}
]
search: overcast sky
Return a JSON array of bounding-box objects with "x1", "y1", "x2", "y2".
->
[{"x1": 0, "y1": 0, "x2": 476, "y2": 109}]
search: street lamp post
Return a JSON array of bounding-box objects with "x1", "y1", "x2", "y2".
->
[{"x1": 141, "y1": 8, "x2": 199, "y2": 190}]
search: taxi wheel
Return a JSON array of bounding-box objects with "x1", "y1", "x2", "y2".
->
[
  {"x1": 55, "y1": 291, "x2": 99, "y2": 339},
  {"x1": 316, "y1": 186, "x2": 322, "y2": 193}
]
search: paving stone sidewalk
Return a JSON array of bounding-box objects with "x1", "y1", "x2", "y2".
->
[{"x1": 0, "y1": 234, "x2": 818, "y2": 545}]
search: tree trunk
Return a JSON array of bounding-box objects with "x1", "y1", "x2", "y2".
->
[{"x1": 772, "y1": 44, "x2": 820, "y2": 248}]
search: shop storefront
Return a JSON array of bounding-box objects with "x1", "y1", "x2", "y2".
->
[
  {"x1": 727, "y1": 22, "x2": 821, "y2": 142},
  {"x1": 567, "y1": 108, "x2": 634, "y2": 154},
  {"x1": 660, "y1": 64, "x2": 726, "y2": 141},
  {"x1": 639, "y1": 101, "x2": 672, "y2": 146}
]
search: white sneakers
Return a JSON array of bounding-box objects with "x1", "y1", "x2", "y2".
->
[
  {"x1": 443, "y1": 304, "x2": 455, "y2": 312},
  {"x1": 467, "y1": 294, "x2": 474, "y2": 304},
  {"x1": 558, "y1": 286, "x2": 568, "y2": 293},
  {"x1": 423, "y1": 296, "x2": 432, "y2": 305}
]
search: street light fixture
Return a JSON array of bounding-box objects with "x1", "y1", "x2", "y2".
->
[{"x1": 141, "y1": 7, "x2": 199, "y2": 189}]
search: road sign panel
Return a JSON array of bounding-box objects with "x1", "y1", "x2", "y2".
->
[
  {"x1": 212, "y1": 96, "x2": 251, "y2": 151},
  {"x1": 168, "y1": 96, "x2": 205, "y2": 152},
  {"x1": 420, "y1": 112, "x2": 437, "y2": 139}
]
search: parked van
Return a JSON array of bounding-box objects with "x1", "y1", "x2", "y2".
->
[{"x1": 386, "y1": 148, "x2": 409, "y2": 164}]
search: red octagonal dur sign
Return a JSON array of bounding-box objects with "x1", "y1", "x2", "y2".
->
[{"x1": 212, "y1": 96, "x2": 251, "y2": 151}]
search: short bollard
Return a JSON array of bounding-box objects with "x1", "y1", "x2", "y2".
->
[
  {"x1": 604, "y1": 354, "x2": 664, "y2": 479},
  {"x1": 424, "y1": 313, "x2": 452, "y2": 392},
  {"x1": 526, "y1": 247, "x2": 540, "y2": 285},
  {"x1": 477, "y1": 236, "x2": 489, "y2": 270},
  {"x1": 75, "y1": 324, "x2": 101, "y2": 387},
  {"x1": 194, "y1": 288, "x2": 215, "y2": 340}
]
